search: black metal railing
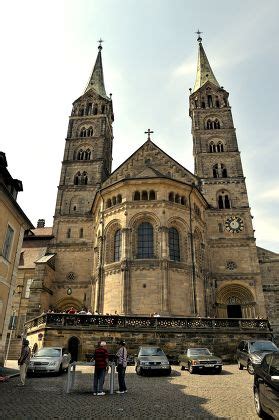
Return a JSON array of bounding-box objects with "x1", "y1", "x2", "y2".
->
[{"x1": 24, "y1": 313, "x2": 269, "y2": 332}]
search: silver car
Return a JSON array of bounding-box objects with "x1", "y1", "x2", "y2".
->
[
  {"x1": 28, "y1": 347, "x2": 71, "y2": 374},
  {"x1": 135, "y1": 346, "x2": 171, "y2": 376}
]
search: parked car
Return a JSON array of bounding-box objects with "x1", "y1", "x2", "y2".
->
[
  {"x1": 253, "y1": 352, "x2": 279, "y2": 418},
  {"x1": 236, "y1": 340, "x2": 279, "y2": 375},
  {"x1": 178, "y1": 348, "x2": 223, "y2": 374},
  {"x1": 135, "y1": 346, "x2": 171, "y2": 376},
  {"x1": 28, "y1": 347, "x2": 71, "y2": 374}
]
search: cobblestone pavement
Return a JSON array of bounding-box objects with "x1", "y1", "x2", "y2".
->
[{"x1": 0, "y1": 364, "x2": 258, "y2": 419}]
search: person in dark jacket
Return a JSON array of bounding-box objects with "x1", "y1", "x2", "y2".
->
[
  {"x1": 17, "y1": 339, "x2": 31, "y2": 386},
  {"x1": 93, "y1": 341, "x2": 108, "y2": 395}
]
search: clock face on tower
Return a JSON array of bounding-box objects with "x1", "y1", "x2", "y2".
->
[{"x1": 225, "y1": 216, "x2": 244, "y2": 233}]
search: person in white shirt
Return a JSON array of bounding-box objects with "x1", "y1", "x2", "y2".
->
[{"x1": 116, "y1": 341, "x2": 128, "y2": 394}]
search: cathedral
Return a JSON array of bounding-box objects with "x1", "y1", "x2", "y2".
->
[{"x1": 22, "y1": 36, "x2": 278, "y2": 334}]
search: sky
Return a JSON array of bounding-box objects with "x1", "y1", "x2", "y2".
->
[{"x1": 0, "y1": 0, "x2": 278, "y2": 252}]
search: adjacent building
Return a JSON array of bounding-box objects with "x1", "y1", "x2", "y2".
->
[{"x1": 0, "y1": 152, "x2": 33, "y2": 364}]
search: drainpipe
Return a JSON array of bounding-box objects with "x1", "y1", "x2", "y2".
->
[{"x1": 189, "y1": 184, "x2": 197, "y2": 316}]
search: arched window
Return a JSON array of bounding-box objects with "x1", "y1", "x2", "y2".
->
[
  {"x1": 114, "y1": 230, "x2": 122, "y2": 262},
  {"x1": 201, "y1": 101, "x2": 205, "y2": 108},
  {"x1": 93, "y1": 105, "x2": 98, "y2": 115},
  {"x1": 77, "y1": 149, "x2": 84, "y2": 160},
  {"x1": 214, "y1": 119, "x2": 220, "y2": 129},
  {"x1": 209, "y1": 142, "x2": 216, "y2": 153},
  {"x1": 175, "y1": 194, "x2": 180, "y2": 203},
  {"x1": 217, "y1": 142, "x2": 224, "y2": 152},
  {"x1": 218, "y1": 191, "x2": 231, "y2": 209},
  {"x1": 142, "y1": 191, "x2": 148, "y2": 200},
  {"x1": 74, "y1": 171, "x2": 81, "y2": 185},
  {"x1": 215, "y1": 99, "x2": 220, "y2": 108},
  {"x1": 169, "y1": 227, "x2": 180, "y2": 261},
  {"x1": 81, "y1": 171, "x2": 88, "y2": 185},
  {"x1": 67, "y1": 228, "x2": 71, "y2": 238},
  {"x1": 213, "y1": 164, "x2": 219, "y2": 178},
  {"x1": 79, "y1": 228, "x2": 83, "y2": 238},
  {"x1": 107, "y1": 199, "x2": 112, "y2": 208},
  {"x1": 221, "y1": 164, "x2": 227, "y2": 177},
  {"x1": 112, "y1": 196, "x2": 116, "y2": 205},
  {"x1": 84, "y1": 149, "x2": 91, "y2": 160},
  {"x1": 86, "y1": 103, "x2": 92, "y2": 115},
  {"x1": 149, "y1": 190, "x2": 155, "y2": 200},
  {"x1": 80, "y1": 127, "x2": 86, "y2": 137},
  {"x1": 117, "y1": 194, "x2": 122, "y2": 204},
  {"x1": 134, "y1": 191, "x2": 140, "y2": 200},
  {"x1": 206, "y1": 119, "x2": 213, "y2": 129},
  {"x1": 87, "y1": 126, "x2": 93, "y2": 137},
  {"x1": 137, "y1": 222, "x2": 153, "y2": 259},
  {"x1": 101, "y1": 105, "x2": 106, "y2": 114},
  {"x1": 79, "y1": 108, "x2": 85, "y2": 116},
  {"x1": 169, "y1": 192, "x2": 174, "y2": 202}
]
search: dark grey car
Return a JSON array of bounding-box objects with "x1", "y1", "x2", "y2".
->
[
  {"x1": 236, "y1": 340, "x2": 278, "y2": 374},
  {"x1": 135, "y1": 346, "x2": 171, "y2": 376}
]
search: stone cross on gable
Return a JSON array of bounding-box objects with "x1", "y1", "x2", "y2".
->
[{"x1": 144, "y1": 129, "x2": 154, "y2": 141}]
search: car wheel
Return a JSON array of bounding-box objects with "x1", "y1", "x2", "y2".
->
[
  {"x1": 247, "y1": 361, "x2": 255, "y2": 375},
  {"x1": 188, "y1": 363, "x2": 195, "y2": 374},
  {"x1": 238, "y1": 361, "x2": 243, "y2": 370},
  {"x1": 136, "y1": 365, "x2": 142, "y2": 376},
  {"x1": 165, "y1": 368, "x2": 171, "y2": 376},
  {"x1": 181, "y1": 364, "x2": 186, "y2": 371},
  {"x1": 254, "y1": 387, "x2": 267, "y2": 418}
]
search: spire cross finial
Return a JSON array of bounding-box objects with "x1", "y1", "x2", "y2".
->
[
  {"x1": 195, "y1": 29, "x2": 203, "y2": 43},
  {"x1": 98, "y1": 38, "x2": 104, "y2": 50},
  {"x1": 144, "y1": 128, "x2": 154, "y2": 141}
]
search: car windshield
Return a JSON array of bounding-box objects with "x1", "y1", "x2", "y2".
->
[
  {"x1": 250, "y1": 341, "x2": 278, "y2": 352},
  {"x1": 139, "y1": 347, "x2": 165, "y2": 356},
  {"x1": 188, "y1": 348, "x2": 211, "y2": 356},
  {"x1": 34, "y1": 348, "x2": 61, "y2": 357}
]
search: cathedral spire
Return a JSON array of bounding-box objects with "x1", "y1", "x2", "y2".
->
[
  {"x1": 84, "y1": 39, "x2": 109, "y2": 99},
  {"x1": 193, "y1": 33, "x2": 220, "y2": 93}
]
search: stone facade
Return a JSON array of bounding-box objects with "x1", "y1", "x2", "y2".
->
[{"x1": 9, "y1": 40, "x2": 279, "y2": 358}]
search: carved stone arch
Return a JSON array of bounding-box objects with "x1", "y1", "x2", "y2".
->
[
  {"x1": 204, "y1": 115, "x2": 222, "y2": 129},
  {"x1": 55, "y1": 296, "x2": 83, "y2": 311},
  {"x1": 73, "y1": 143, "x2": 92, "y2": 160},
  {"x1": 104, "y1": 219, "x2": 122, "y2": 264},
  {"x1": 216, "y1": 283, "x2": 256, "y2": 318},
  {"x1": 76, "y1": 123, "x2": 93, "y2": 137},
  {"x1": 167, "y1": 217, "x2": 189, "y2": 262},
  {"x1": 128, "y1": 211, "x2": 160, "y2": 259},
  {"x1": 216, "y1": 188, "x2": 231, "y2": 209}
]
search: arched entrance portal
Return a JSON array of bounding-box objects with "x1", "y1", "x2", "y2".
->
[
  {"x1": 68, "y1": 336, "x2": 80, "y2": 362},
  {"x1": 216, "y1": 284, "x2": 256, "y2": 318}
]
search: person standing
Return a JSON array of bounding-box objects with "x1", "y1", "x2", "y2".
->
[
  {"x1": 116, "y1": 341, "x2": 127, "y2": 394},
  {"x1": 93, "y1": 341, "x2": 108, "y2": 396},
  {"x1": 17, "y1": 339, "x2": 31, "y2": 386}
]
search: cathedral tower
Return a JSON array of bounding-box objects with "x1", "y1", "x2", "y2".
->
[
  {"x1": 189, "y1": 34, "x2": 266, "y2": 318},
  {"x1": 48, "y1": 43, "x2": 114, "y2": 310}
]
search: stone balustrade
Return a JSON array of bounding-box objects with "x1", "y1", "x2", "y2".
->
[{"x1": 25, "y1": 313, "x2": 269, "y2": 332}]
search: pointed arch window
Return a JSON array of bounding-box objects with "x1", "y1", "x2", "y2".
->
[
  {"x1": 77, "y1": 150, "x2": 84, "y2": 160},
  {"x1": 80, "y1": 127, "x2": 86, "y2": 137},
  {"x1": 114, "y1": 230, "x2": 122, "y2": 262},
  {"x1": 134, "y1": 191, "x2": 140, "y2": 200},
  {"x1": 85, "y1": 149, "x2": 91, "y2": 160},
  {"x1": 86, "y1": 103, "x2": 92, "y2": 115},
  {"x1": 213, "y1": 163, "x2": 228, "y2": 178},
  {"x1": 87, "y1": 126, "x2": 93, "y2": 137},
  {"x1": 218, "y1": 191, "x2": 231, "y2": 209},
  {"x1": 214, "y1": 119, "x2": 220, "y2": 129},
  {"x1": 209, "y1": 142, "x2": 216, "y2": 153},
  {"x1": 93, "y1": 105, "x2": 98, "y2": 115},
  {"x1": 217, "y1": 142, "x2": 224, "y2": 152},
  {"x1": 149, "y1": 190, "x2": 155, "y2": 200},
  {"x1": 137, "y1": 222, "x2": 153, "y2": 259},
  {"x1": 206, "y1": 119, "x2": 213, "y2": 129},
  {"x1": 169, "y1": 227, "x2": 180, "y2": 261}
]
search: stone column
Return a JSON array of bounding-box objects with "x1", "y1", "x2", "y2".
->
[
  {"x1": 120, "y1": 228, "x2": 131, "y2": 314},
  {"x1": 159, "y1": 226, "x2": 169, "y2": 314}
]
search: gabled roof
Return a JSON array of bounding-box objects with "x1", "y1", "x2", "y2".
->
[{"x1": 102, "y1": 140, "x2": 197, "y2": 188}]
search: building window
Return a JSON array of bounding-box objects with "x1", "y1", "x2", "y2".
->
[
  {"x1": 169, "y1": 227, "x2": 180, "y2": 261},
  {"x1": 114, "y1": 230, "x2": 122, "y2": 262},
  {"x1": 80, "y1": 127, "x2": 86, "y2": 137},
  {"x1": 2, "y1": 225, "x2": 14, "y2": 260},
  {"x1": 87, "y1": 126, "x2": 93, "y2": 137},
  {"x1": 149, "y1": 190, "x2": 155, "y2": 200},
  {"x1": 142, "y1": 191, "x2": 148, "y2": 200},
  {"x1": 79, "y1": 228, "x2": 83, "y2": 238},
  {"x1": 218, "y1": 192, "x2": 231, "y2": 209},
  {"x1": 67, "y1": 228, "x2": 71, "y2": 238},
  {"x1": 137, "y1": 222, "x2": 153, "y2": 259},
  {"x1": 134, "y1": 191, "x2": 140, "y2": 200},
  {"x1": 106, "y1": 199, "x2": 112, "y2": 208}
]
